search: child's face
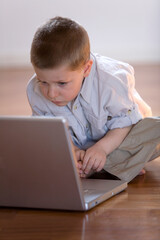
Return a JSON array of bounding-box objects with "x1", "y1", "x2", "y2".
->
[{"x1": 34, "y1": 60, "x2": 92, "y2": 107}]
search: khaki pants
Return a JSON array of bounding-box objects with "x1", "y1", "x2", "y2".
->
[{"x1": 103, "y1": 117, "x2": 160, "y2": 182}]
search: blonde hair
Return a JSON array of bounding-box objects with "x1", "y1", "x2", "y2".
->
[{"x1": 31, "y1": 16, "x2": 90, "y2": 70}]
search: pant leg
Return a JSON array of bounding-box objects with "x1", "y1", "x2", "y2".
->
[{"x1": 103, "y1": 117, "x2": 160, "y2": 182}]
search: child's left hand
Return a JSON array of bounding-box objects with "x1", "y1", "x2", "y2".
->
[{"x1": 82, "y1": 145, "x2": 107, "y2": 175}]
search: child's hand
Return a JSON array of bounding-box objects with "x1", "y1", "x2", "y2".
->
[
  {"x1": 74, "y1": 148, "x2": 87, "y2": 177},
  {"x1": 77, "y1": 160, "x2": 88, "y2": 178},
  {"x1": 75, "y1": 148, "x2": 85, "y2": 162},
  {"x1": 82, "y1": 145, "x2": 107, "y2": 175}
]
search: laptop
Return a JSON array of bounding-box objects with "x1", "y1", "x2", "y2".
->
[{"x1": 0, "y1": 116, "x2": 127, "y2": 211}]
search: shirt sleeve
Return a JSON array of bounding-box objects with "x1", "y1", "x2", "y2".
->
[{"x1": 104, "y1": 65, "x2": 143, "y2": 129}]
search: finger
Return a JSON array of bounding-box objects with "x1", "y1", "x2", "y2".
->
[
  {"x1": 80, "y1": 150, "x2": 85, "y2": 161},
  {"x1": 75, "y1": 150, "x2": 85, "y2": 162},
  {"x1": 78, "y1": 161, "x2": 82, "y2": 168},
  {"x1": 75, "y1": 150, "x2": 81, "y2": 161},
  {"x1": 82, "y1": 154, "x2": 90, "y2": 171},
  {"x1": 96, "y1": 159, "x2": 106, "y2": 172},
  {"x1": 77, "y1": 161, "x2": 83, "y2": 173},
  {"x1": 80, "y1": 172, "x2": 87, "y2": 178},
  {"x1": 83, "y1": 157, "x2": 95, "y2": 174},
  {"x1": 92, "y1": 159, "x2": 100, "y2": 170}
]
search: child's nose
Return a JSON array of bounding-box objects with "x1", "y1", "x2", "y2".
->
[{"x1": 47, "y1": 86, "x2": 59, "y2": 99}]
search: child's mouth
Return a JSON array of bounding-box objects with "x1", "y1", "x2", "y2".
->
[{"x1": 52, "y1": 100, "x2": 66, "y2": 106}]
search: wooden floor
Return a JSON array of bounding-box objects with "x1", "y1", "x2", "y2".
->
[{"x1": 0, "y1": 65, "x2": 160, "y2": 240}]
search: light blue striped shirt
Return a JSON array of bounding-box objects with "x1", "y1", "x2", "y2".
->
[{"x1": 27, "y1": 53, "x2": 152, "y2": 149}]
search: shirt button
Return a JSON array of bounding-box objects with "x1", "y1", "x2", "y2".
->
[
  {"x1": 86, "y1": 124, "x2": 89, "y2": 129},
  {"x1": 74, "y1": 105, "x2": 77, "y2": 110}
]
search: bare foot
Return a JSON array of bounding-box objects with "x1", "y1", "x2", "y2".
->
[{"x1": 138, "y1": 169, "x2": 146, "y2": 176}]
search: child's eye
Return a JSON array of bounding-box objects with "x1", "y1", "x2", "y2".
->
[
  {"x1": 42, "y1": 82, "x2": 47, "y2": 85},
  {"x1": 38, "y1": 80, "x2": 47, "y2": 85},
  {"x1": 58, "y1": 82, "x2": 67, "y2": 86}
]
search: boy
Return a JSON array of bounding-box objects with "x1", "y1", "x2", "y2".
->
[{"x1": 27, "y1": 16, "x2": 160, "y2": 182}]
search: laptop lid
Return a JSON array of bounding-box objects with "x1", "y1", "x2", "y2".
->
[{"x1": 0, "y1": 116, "x2": 127, "y2": 211}]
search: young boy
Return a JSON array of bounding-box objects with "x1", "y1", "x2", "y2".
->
[{"x1": 27, "y1": 16, "x2": 160, "y2": 182}]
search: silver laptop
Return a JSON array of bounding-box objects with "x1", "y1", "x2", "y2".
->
[{"x1": 0, "y1": 116, "x2": 127, "y2": 211}]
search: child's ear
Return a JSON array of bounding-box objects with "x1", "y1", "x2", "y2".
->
[{"x1": 83, "y1": 59, "x2": 93, "y2": 77}]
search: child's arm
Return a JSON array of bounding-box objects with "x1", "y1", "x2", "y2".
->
[{"x1": 82, "y1": 125, "x2": 132, "y2": 175}]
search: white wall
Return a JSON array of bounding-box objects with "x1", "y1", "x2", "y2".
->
[{"x1": 0, "y1": 0, "x2": 160, "y2": 67}]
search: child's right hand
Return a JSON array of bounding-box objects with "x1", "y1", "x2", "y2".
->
[
  {"x1": 75, "y1": 148, "x2": 85, "y2": 177},
  {"x1": 75, "y1": 148, "x2": 85, "y2": 162},
  {"x1": 74, "y1": 148, "x2": 87, "y2": 177}
]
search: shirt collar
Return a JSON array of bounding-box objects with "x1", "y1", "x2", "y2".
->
[{"x1": 80, "y1": 53, "x2": 96, "y2": 104}]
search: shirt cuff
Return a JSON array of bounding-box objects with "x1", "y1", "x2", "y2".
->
[{"x1": 107, "y1": 106, "x2": 143, "y2": 129}]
